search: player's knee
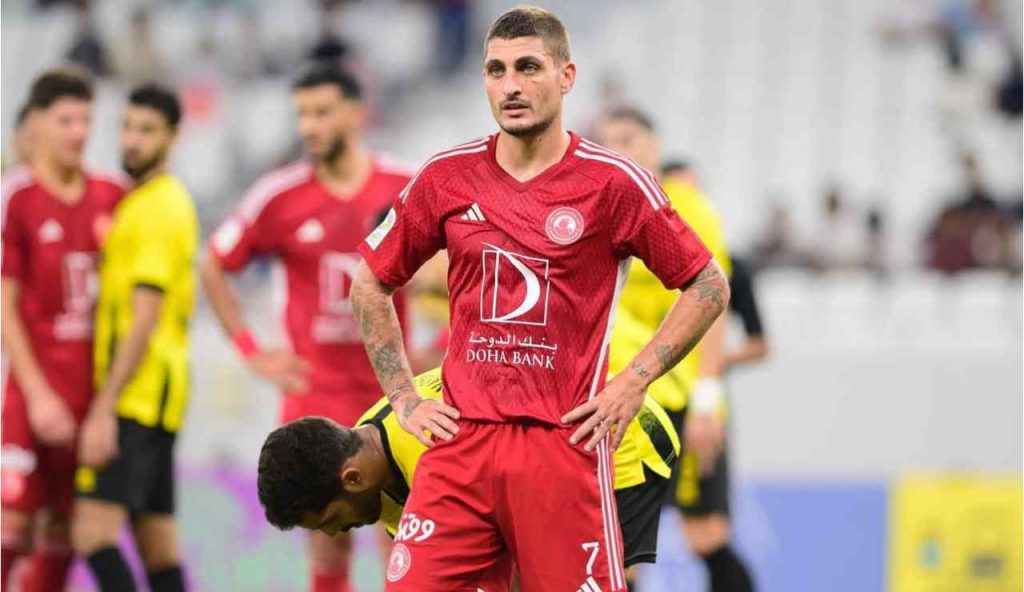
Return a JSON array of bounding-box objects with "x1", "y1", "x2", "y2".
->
[
  {"x1": 70, "y1": 504, "x2": 122, "y2": 555},
  {"x1": 1, "y1": 510, "x2": 32, "y2": 550},
  {"x1": 134, "y1": 516, "x2": 181, "y2": 571},
  {"x1": 683, "y1": 513, "x2": 731, "y2": 556}
]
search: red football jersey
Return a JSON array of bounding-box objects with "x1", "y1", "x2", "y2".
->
[
  {"x1": 359, "y1": 133, "x2": 712, "y2": 426},
  {"x1": 210, "y1": 157, "x2": 412, "y2": 413},
  {"x1": 1, "y1": 165, "x2": 125, "y2": 414}
]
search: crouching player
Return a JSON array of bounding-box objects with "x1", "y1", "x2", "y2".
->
[{"x1": 256, "y1": 362, "x2": 680, "y2": 586}]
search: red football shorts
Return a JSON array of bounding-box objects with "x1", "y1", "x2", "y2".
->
[
  {"x1": 383, "y1": 420, "x2": 627, "y2": 591},
  {"x1": 0, "y1": 381, "x2": 82, "y2": 516}
]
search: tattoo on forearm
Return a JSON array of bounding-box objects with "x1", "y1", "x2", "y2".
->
[
  {"x1": 629, "y1": 361, "x2": 651, "y2": 379},
  {"x1": 654, "y1": 344, "x2": 679, "y2": 371},
  {"x1": 370, "y1": 342, "x2": 404, "y2": 380},
  {"x1": 352, "y1": 279, "x2": 414, "y2": 402}
]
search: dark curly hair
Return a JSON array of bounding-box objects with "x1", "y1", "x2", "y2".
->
[{"x1": 257, "y1": 417, "x2": 362, "y2": 530}]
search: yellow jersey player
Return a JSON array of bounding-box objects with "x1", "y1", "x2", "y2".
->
[
  {"x1": 257, "y1": 366, "x2": 679, "y2": 576},
  {"x1": 597, "y1": 108, "x2": 755, "y2": 592},
  {"x1": 72, "y1": 84, "x2": 198, "y2": 592}
]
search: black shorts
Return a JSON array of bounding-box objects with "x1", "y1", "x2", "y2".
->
[
  {"x1": 666, "y1": 408, "x2": 731, "y2": 517},
  {"x1": 616, "y1": 464, "x2": 673, "y2": 567},
  {"x1": 75, "y1": 418, "x2": 176, "y2": 515}
]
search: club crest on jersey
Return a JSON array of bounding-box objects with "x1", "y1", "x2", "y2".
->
[
  {"x1": 386, "y1": 543, "x2": 412, "y2": 582},
  {"x1": 296, "y1": 219, "x2": 325, "y2": 243},
  {"x1": 545, "y1": 207, "x2": 584, "y2": 245},
  {"x1": 480, "y1": 243, "x2": 550, "y2": 326},
  {"x1": 39, "y1": 219, "x2": 64, "y2": 243}
]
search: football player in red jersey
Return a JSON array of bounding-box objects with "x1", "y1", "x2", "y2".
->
[
  {"x1": 199, "y1": 62, "x2": 412, "y2": 592},
  {"x1": 1, "y1": 67, "x2": 124, "y2": 592},
  {"x1": 351, "y1": 6, "x2": 730, "y2": 591}
]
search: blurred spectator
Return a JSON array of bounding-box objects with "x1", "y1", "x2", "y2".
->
[
  {"x1": 814, "y1": 184, "x2": 869, "y2": 269},
  {"x1": 865, "y1": 205, "x2": 889, "y2": 275},
  {"x1": 924, "y1": 152, "x2": 1018, "y2": 273},
  {"x1": 994, "y1": 49, "x2": 1022, "y2": 120},
  {"x1": 112, "y1": 6, "x2": 167, "y2": 84},
  {"x1": 751, "y1": 198, "x2": 812, "y2": 270},
  {"x1": 64, "y1": 1, "x2": 110, "y2": 77},
  {"x1": 309, "y1": 1, "x2": 353, "y2": 64},
  {"x1": 880, "y1": 0, "x2": 1017, "y2": 133},
  {"x1": 435, "y1": 0, "x2": 472, "y2": 76}
]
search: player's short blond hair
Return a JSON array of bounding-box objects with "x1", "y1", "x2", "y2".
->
[{"x1": 485, "y1": 6, "x2": 571, "y2": 64}]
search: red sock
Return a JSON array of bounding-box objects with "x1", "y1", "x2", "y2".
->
[
  {"x1": 312, "y1": 567, "x2": 351, "y2": 592},
  {"x1": 21, "y1": 540, "x2": 72, "y2": 592}
]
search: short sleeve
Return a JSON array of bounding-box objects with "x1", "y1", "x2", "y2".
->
[
  {"x1": 208, "y1": 180, "x2": 281, "y2": 271},
  {"x1": 611, "y1": 177, "x2": 712, "y2": 290},
  {"x1": 357, "y1": 170, "x2": 444, "y2": 288},
  {"x1": 1, "y1": 194, "x2": 27, "y2": 281},
  {"x1": 130, "y1": 201, "x2": 180, "y2": 290}
]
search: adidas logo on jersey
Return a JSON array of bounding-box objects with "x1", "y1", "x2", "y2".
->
[
  {"x1": 296, "y1": 219, "x2": 325, "y2": 243},
  {"x1": 460, "y1": 203, "x2": 486, "y2": 222},
  {"x1": 39, "y1": 219, "x2": 64, "y2": 243}
]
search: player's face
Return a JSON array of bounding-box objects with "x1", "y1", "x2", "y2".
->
[
  {"x1": 297, "y1": 476, "x2": 383, "y2": 537},
  {"x1": 39, "y1": 98, "x2": 91, "y2": 170},
  {"x1": 121, "y1": 105, "x2": 175, "y2": 181},
  {"x1": 293, "y1": 85, "x2": 362, "y2": 164},
  {"x1": 483, "y1": 36, "x2": 575, "y2": 138},
  {"x1": 594, "y1": 118, "x2": 660, "y2": 172}
]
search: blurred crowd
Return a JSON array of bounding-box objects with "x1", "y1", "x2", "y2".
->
[{"x1": 3, "y1": 0, "x2": 1022, "y2": 277}]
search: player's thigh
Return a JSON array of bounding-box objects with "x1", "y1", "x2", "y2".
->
[
  {"x1": 308, "y1": 530, "x2": 351, "y2": 570},
  {"x1": 502, "y1": 427, "x2": 627, "y2": 592},
  {"x1": 70, "y1": 498, "x2": 128, "y2": 554},
  {"x1": 132, "y1": 513, "x2": 180, "y2": 570},
  {"x1": 384, "y1": 427, "x2": 507, "y2": 591}
]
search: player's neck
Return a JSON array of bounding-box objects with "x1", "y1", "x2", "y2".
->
[
  {"x1": 33, "y1": 156, "x2": 85, "y2": 205},
  {"x1": 495, "y1": 124, "x2": 571, "y2": 183},
  {"x1": 132, "y1": 164, "x2": 168, "y2": 187},
  {"x1": 316, "y1": 144, "x2": 372, "y2": 199},
  {"x1": 357, "y1": 425, "x2": 400, "y2": 495}
]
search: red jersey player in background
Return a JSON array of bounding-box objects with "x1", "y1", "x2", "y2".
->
[
  {"x1": 199, "y1": 61, "x2": 411, "y2": 592},
  {"x1": 352, "y1": 7, "x2": 729, "y2": 592},
  {"x1": 1, "y1": 67, "x2": 124, "y2": 592}
]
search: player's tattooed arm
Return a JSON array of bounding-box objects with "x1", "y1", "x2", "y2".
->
[
  {"x1": 566, "y1": 260, "x2": 729, "y2": 452},
  {"x1": 627, "y1": 260, "x2": 730, "y2": 383},
  {"x1": 349, "y1": 267, "x2": 414, "y2": 403},
  {"x1": 351, "y1": 263, "x2": 460, "y2": 446}
]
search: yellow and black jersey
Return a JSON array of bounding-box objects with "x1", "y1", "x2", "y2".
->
[
  {"x1": 94, "y1": 173, "x2": 198, "y2": 433},
  {"x1": 612, "y1": 178, "x2": 732, "y2": 411},
  {"x1": 356, "y1": 368, "x2": 680, "y2": 535}
]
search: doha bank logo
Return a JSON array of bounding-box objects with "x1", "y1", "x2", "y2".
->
[{"x1": 479, "y1": 243, "x2": 551, "y2": 326}]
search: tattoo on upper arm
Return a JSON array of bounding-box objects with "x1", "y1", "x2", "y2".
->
[{"x1": 684, "y1": 265, "x2": 726, "y2": 309}]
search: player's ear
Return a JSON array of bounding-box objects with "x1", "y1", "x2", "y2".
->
[
  {"x1": 345, "y1": 100, "x2": 368, "y2": 129},
  {"x1": 560, "y1": 60, "x2": 576, "y2": 95},
  {"x1": 340, "y1": 466, "x2": 370, "y2": 493}
]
